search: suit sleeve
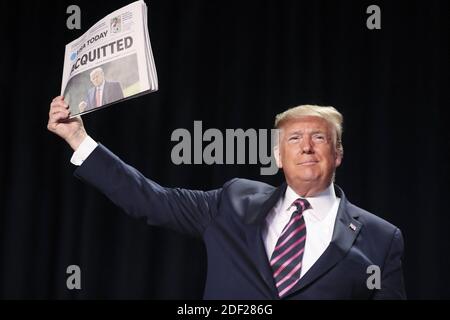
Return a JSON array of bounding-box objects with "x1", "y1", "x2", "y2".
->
[
  {"x1": 109, "y1": 82, "x2": 124, "y2": 102},
  {"x1": 74, "y1": 144, "x2": 223, "y2": 238},
  {"x1": 373, "y1": 228, "x2": 407, "y2": 299},
  {"x1": 86, "y1": 89, "x2": 94, "y2": 110},
  {"x1": 113, "y1": 82, "x2": 124, "y2": 100}
]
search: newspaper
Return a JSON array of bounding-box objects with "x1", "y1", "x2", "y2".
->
[{"x1": 61, "y1": 0, "x2": 158, "y2": 117}]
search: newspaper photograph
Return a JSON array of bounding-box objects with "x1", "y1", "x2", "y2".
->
[{"x1": 60, "y1": 0, "x2": 158, "y2": 117}]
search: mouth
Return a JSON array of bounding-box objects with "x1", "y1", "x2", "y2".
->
[{"x1": 297, "y1": 160, "x2": 319, "y2": 166}]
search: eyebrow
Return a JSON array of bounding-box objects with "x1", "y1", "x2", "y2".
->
[{"x1": 286, "y1": 129, "x2": 326, "y2": 136}]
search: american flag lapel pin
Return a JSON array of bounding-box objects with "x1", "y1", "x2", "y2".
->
[{"x1": 349, "y1": 223, "x2": 357, "y2": 231}]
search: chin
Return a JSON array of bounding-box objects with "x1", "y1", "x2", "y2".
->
[
  {"x1": 296, "y1": 175, "x2": 320, "y2": 183},
  {"x1": 297, "y1": 170, "x2": 320, "y2": 179}
]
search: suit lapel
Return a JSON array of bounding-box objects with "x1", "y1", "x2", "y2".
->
[
  {"x1": 285, "y1": 185, "x2": 362, "y2": 297},
  {"x1": 88, "y1": 88, "x2": 95, "y2": 108},
  {"x1": 244, "y1": 183, "x2": 287, "y2": 297},
  {"x1": 102, "y1": 82, "x2": 109, "y2": 105}
]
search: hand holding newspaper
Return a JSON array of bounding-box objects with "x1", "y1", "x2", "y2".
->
[{"x1": 61, "y1": 0, "x2": 158, "y2": 117}]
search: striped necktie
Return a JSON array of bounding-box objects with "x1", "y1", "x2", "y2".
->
[
  {"x1": 270, "y1": 198, "x2": 310, "y2": 298},
  {"x1": 95, "y1": 87, "x2": 101, "y2": 107}
]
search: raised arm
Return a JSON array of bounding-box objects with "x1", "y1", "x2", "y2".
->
[{"x1": 48, "y1": 96, "x2": 221, "y2": 238}]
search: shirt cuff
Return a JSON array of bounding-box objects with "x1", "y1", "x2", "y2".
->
[{"x1": 70, "y1": 135, "x2": 98, "y2": 166}]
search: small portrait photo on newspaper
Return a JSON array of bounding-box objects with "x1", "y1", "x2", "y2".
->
[{"x1": 64, "y1": 53, "x2": 140, "y2": 116}]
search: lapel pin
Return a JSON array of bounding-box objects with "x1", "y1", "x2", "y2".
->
[{"x1": 349, "y1": 223, "x2": 357, "y2": 231}]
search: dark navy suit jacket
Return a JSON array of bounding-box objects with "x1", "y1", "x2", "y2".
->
[
  {"x1": 86, "y1": 81, "x2": 124, "y2": 111},
  {"x1": 74, "y1": 144, "x2": 406, "y2": 299}
]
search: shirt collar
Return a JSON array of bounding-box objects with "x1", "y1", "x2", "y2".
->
[{"x1": 283, "y1": 183, "x2": 337, "y2": 221}]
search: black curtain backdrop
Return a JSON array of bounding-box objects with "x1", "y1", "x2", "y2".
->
[{"x1": 0, "y1": 0, "x2": 448, "y2": 299}]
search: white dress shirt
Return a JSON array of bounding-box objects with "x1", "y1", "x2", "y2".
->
[
  {"x1": 70, "y1": 135, "x2": 98, "y2": 165},
  {"x1": 71, "y1": 136, "x2": 340, "y2": 279},
  {"x1": 263, "y1": 184, "x2": 340, "y2": 278}
]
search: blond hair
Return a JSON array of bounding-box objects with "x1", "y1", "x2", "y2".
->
[
  {"x1": 90, "y1": 67, "x2": 104, "y2": 78},
  {"x1": 274, "y1": 105, "x2": 344, "y2": 156}
]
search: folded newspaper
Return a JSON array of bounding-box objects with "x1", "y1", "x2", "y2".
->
[{"x1": 61, "y1": 0, "x2": 158, "y2": 117}]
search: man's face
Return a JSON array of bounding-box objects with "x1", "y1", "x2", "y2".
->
[
  {"x1": 275, "y1": 116, "x2": 342, "y2": 194},
  {"x1": 90, "y1": 71, "x2": 104, "y2": 87}
]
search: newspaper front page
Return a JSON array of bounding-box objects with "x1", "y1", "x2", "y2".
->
[{"x1": 61, "y1": 0, "x2": 158, "y2": 117}]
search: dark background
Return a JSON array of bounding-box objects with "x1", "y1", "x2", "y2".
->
[{"x1": 0, "y1": 0, "x2": 448, "y2": 299}]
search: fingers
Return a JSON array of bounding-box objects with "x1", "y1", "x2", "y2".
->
[
  {"x1": 50, "y1": 98, "x2": 69, "y2": 111},
  {"x1": 52, "y1": 95, "x2": 63, "y2": 102},
  {"x1": 51, "y1": 110, "x2": 70, "y2": 122},
  {"x1": 47, "y1": 110, "x2": 70, "y2": 132},
  {"x1": 48, "y1": 96, "x2": 70, "y2": 130},
  {"x1": 49, "y1": 105, "x2": 69, "y2": 120},
  {"x1": 50, "y1": 104, "x2": 69, "y2": 114},
  {"x1": 48, "y1": 96, "x2": 85, "y2": 142},
  {"x1": 49, "y1": 96, "x2": 69, "y2": 120}
]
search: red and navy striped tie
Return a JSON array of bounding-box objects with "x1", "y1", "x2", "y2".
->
[{"x1": 270, "y1": 198, "x2": 310, "y2": 298}]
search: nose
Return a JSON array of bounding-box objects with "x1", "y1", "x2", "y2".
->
[{"x1": 300, "y1": 135, "x2": 313, "y2": 154}]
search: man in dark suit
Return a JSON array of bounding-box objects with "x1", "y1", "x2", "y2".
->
[
  {"x1": 78, "y1": 67, "x2": 124, "y2": 112},
  {"x1": 48, "y1": 97, "x2": 406, "y2": 299}
]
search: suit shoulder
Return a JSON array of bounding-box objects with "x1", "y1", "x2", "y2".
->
[
  {"x1": 222, "y1": 178, "x2": 275, "y2": 196},
  {"x1": 218, "y1": 178, "x2": 277, "y2": 221},
  {"x1": 110, "y1": 80, "x2": 122, "y2": 86},
  {"x1": 349, "y1": 202, "x2": 400, "y2": 235}
]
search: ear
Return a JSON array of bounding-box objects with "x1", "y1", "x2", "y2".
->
[
  {"x1": 335, "y1": 150, "x2": 343, "y2": 168},
  {"x1": 274, "y1": 145, "x2": 283, "y2": 168}
]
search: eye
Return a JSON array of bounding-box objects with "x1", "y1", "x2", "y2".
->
[
  {"x1": 312, "y1": 134, "x2": 326, "y2": 142},
  {"x1": 288, "y1": 136, "x2": 300, "y2": 142}
]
